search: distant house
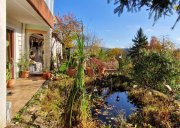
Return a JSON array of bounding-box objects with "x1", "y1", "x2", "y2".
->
[{"x1": 6, "y1": 0, "x2": 54, "y2": 77}]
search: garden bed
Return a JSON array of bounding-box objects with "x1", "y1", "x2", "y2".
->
[{"x1": 6, "y1": 74, "x2": 180, "y2": 128}]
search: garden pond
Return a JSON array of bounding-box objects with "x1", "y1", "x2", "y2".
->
[{"x1": 92, "y1": 87, "x2": 138, "y2": 127}]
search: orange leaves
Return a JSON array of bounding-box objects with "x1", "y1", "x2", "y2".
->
[
  {"x1": 54, "y1": 13, "x2": 81, "y2": 48},
  {"x1": 148, "y1": 36, "x2": 162, "y2": 52}
]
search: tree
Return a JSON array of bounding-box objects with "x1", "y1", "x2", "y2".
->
[
  {"x1": 55, "y1": 14, "x2": 81, "y2": 48},
  {"x1": 84, "y1": 31, "x2": 97, "y2": 47},
  {"x1": 128, "y1": 28, "x2": 148, "y2": 61},
  {"x1": 148, "y1": 36, "x2": 162, "y2": 52},
  {"x1": 107, "y1": 48, "x2": 124, "y2": 58},
  {"x1": 108, "y1": 0, "x2": 180, "y2": 29},
  {"x1": 84, "y1": 32, "x2": 103, "y2": 57},
  {"x1": 174, "y1": 49, "x2": 180, "y2": 60},
  {"x1": 133, "y1": 49, "x2": 180, "y2": 92},
  {"x1": 54, "y1": 14, "x2": 81, "y2": 59}
]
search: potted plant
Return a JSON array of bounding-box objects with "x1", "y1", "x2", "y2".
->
[
  {"x1": 86, "y1": 66, "x2": 94, "y2": 77},
  {"x1": 6, "y1": 62, "x2": 15, "y2": 88},
  {"x1": 86, "y1": 61, "x2": 94, "y2": 77},
  {"x1": 17, "y1": 54, "x2": 30, "y2": 78},
  {"x1": 42, "y1": 68, "x2": 51, "y2": 80},
  {"x1": 67, "y1": 57, "x2": 77, "y2": 77}
]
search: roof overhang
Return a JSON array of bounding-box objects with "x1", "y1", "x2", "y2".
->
[
  {"x1": 27, "y1": 0, "x2": 54, "y2": 28},
  {"x1": 7, "y1": 0, "x2": 54, "y2": 28}
]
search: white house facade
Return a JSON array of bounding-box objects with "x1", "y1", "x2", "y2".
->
[{"x1": 0, "y1": 0, "x2": 54, "y2": 126}]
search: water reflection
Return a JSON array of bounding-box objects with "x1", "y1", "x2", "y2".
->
[{"x1": 92, "y1": 88, "x2": 137, "y2": 126}]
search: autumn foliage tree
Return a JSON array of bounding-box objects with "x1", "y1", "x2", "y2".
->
[
  {"x1": 54, "y1": 14, "x2": 82, "y2": 60},
  {"x1": 107, "y1": 48, "x2": 124, "y2": 59},
  {"x1": 148, "y1": 36, "x2": 162, "y2": 52},
  {"x1": 174, "y1": 49, "x2": 180, "y2": 60}
]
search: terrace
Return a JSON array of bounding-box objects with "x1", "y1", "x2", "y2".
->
[{"x1": 7, "y1": 77, "x2": 45, "y2": 118}]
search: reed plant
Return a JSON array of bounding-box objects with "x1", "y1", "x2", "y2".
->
[{"x1": 64, "y1": 25, "x2": 89, "y2": 127}]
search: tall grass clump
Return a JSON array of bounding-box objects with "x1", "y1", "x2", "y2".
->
[{"x1": 64, "y1": 26, "x2": 89, "y2": 127}]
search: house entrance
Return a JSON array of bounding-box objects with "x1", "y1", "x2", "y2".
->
[
  {"x1": 6, "y1": 29, "x2": 14, "y2": 78},
  {"x1": 29, "y1": 34, "x2": 44, "y2": 74}
]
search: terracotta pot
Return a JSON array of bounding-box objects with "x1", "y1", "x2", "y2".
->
[
  {"x1": 7, "y1": 79, "x2": 15, "y2": 88},
  {"x1": 21, "y1": 71, "x2": 30, "y2": 78},
  {"x1": 67, "y1": 68, "x2": 76, "y2": 77},
  {"x1": 86, "y1": 67, "x2": 94, "y2": 77},
  {"x1": 43, "y1": 72, "x2": 47, "y2": 79},
  {"x1": 47, "y1": 72, "x2": 51, "y2": 79},
  {"x1": 43, "y1": 72, "x2": 51, "y2": 80}
]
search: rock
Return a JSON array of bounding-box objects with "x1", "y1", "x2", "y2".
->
[
  {"x1": 34, "y1": 117, "x2": 44, "y2": 126},
  {"x1": 22, "y1": 115, "x2": 32, "y2": 123},
  {"x1": 147, "y1": 91, "x2": 152, "y2": 96},
  {"x1": 133, "y1": 85, "x2": 138, "y2": 88},
  {"x1": 165, "y1": 85, "x2": 172, "y2": 92},
  {"x1": 27, "y1": 106, "x2": 40, "y2": 115}
]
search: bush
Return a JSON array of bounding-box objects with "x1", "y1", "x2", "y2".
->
[
  {"x1": 132, "y1": 49, "x2": 180, "y2": 91},
  {"x1": 119, "y1": 57, "x2": 133, "y2": 76},
  {"x1": 59, "y1": 62, "x2": 68, "y2": 73}
]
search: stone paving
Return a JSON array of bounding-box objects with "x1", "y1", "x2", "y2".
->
[{"x1": 7, "y1": 77, "x2": 45, "y2": 117}]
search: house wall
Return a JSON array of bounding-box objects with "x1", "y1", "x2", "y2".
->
[
  {"x1": 0, "y1": 0, "x2": 7, "y2": 127},
  {"x1": 51, "y1": 37, "x2": 63, "y2": 66},
  {"x1": 5, "y1": 0, "x2": 54, "y2": 77},
  {"x1": 7, "y1": 16, "x2": 24, "y2": 78}
]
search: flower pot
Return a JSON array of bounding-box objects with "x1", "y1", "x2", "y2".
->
[
  {"x1": 43, "y1": 72, "x2": 51, "y2": 80},
  {"x1": 86, "y1": 67, "x2": 94, "y2": 77},
  {"x1": 21, "y1": 71, "x2": 30, "y2": 78},
  {"x1": 7, "y1": 79, "x2": 15, "y2": 88},
  {"x1": 43, "y1": 72, "x2": 47, "y2": 79},
  {"x1": 67, "y1": 68, "x2": 76, "y2": 77},
  {"x1": 47, "y1": 72, "x2": 51, "y2": 79}
]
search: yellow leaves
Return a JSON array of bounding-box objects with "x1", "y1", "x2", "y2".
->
[
  {"x1": 107, "y1": 48, "x2": 124, "y2": 58},
  {"x1": 174, "y1": 50, "x2": 180, "y2": 60}
]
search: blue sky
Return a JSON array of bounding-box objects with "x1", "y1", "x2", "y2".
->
[{"x1": 54, "y1": 0, "x2": 180, "y2": 48}]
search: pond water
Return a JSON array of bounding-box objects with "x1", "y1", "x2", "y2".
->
[{"x1": 92, "y1": 88, "x2": 137, "y2": 126}]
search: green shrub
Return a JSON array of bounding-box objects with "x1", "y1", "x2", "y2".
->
[
  {"x1": 119, "y1": 57, "x2": 133, "y2": 76},
  {"x1": 59, "y1": 62, "x2": 68, "y2": 73},
  {"x1": 133, "y1": 49, "x2": 180, "y2": 91}
]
